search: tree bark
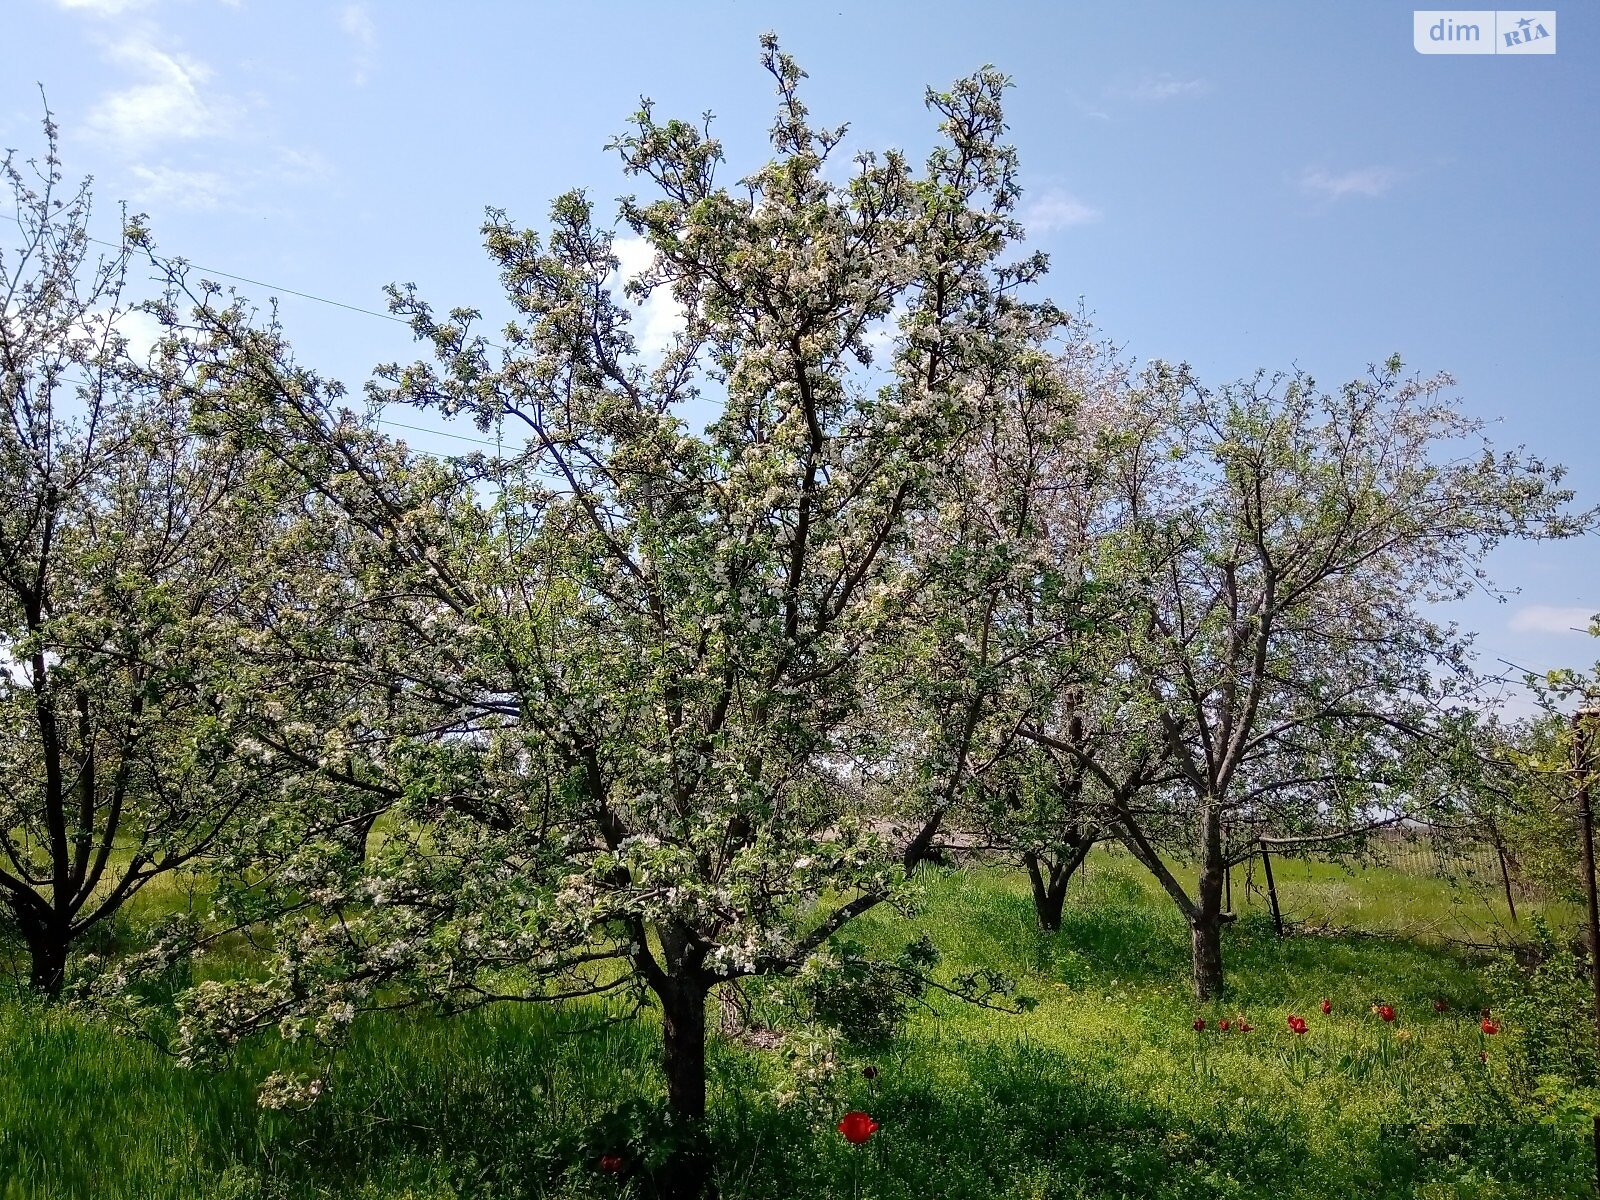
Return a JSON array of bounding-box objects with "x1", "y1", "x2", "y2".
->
[
  {"x1": 26, "y1": 926, "x2": 69, "y2": 998},
  {"x1": 1191, "y1": 802, "x2": 1227, "y2": 999},
  {"x1": 1023, "y1": 845, "x2": 1089, "y2": 933},
  {"x1": 1190, "y1": 915, "x2": 1224, "y2": 1000},
  {"x1": 658, "y1": 972, "x2": 715, "y2": 1200}
]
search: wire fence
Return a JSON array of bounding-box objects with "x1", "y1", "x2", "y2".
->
[{"x1": 1228, "y1": 826, "x2": 1550, "y2": 948}]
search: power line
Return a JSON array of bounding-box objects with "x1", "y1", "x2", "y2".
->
[
  {"x1": 380, "y1": 417, "x2": 505, "y2": 449},
  {"x1": 3, "y1": 213, "x2": 578, "y2": 489},
  {"x1": 177, "y1": 262, "x2": 410, "y2": 326},
  {"x1": 6, "y1": 210, "x2": 410, "y2": 326},
  {"x1": 6, "y1": 209, "x2": 519, "y2": 461}
]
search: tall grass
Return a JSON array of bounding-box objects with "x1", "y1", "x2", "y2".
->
[{"x1": 0, "y1": 856, "x2": 1588, "y2": 1198}]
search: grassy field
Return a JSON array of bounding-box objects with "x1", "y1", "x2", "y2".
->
[{"x1": 0, "y1": 851, "x2": 1590, "y2": 1199}]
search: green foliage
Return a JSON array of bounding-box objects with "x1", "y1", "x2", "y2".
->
[
  {"x1": 793, "y1": 935, "x2": 939, "y2": 1048},
  {"x1": 1488, "y1": 916, "x2": 1600, "y2": 1130}
]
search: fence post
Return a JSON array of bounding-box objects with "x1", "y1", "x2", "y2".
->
[
  {"x1": 1571, "y1": 705, "x2": 1600, "y2": 1198},
  {"x1": 1495, "y1": 845, "x2": 1518, "y2": 925},
  {"x1": 1260, "y1": 843, "x2": 1285, "y2": 939}
]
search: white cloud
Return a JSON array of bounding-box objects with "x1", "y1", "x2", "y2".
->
[
  {"x1": 125, "y1": 162, "x2": 232, "y2": 209},
  {"x1": 1023, "y1": 189, "x2": 1101, "y2": 234},
  {"x1": 86, "y1": 37, "x2": 232, "y2": 151},
  {"x1": 1123, "y1": 74, "x2": 1210, "y2": 102},
  {"x1": 104, "y1": 305, "x2": 166, "y2": 361},
  {"x1": 856, "y1": 302, "x2": 908, "y2": 367},
  {"x1": 271, "y1": 147, "x2": 333, "y2": 186},
  {"x1": 1059, "y1": 88, "x2": 1110, "y2": 122},
  {"x1": 611, "y1": 236, "x2": 686, "y2": 358},
  {"x1": 60, "y1": 9, "x2": 325, "y2": 217},
  {"x1": 54, "y1": 0, "x2": 157, "y2": 15},
  {"x1": 340, "y1": 4, "x2": 377, "y2": 85},
  {"x1": 1299, "y1": 165, "x2": 1399, "y2": 201},
  {"x1": 124, "y1": 148, "x2": 329, "y2": 214},
  {"x1": 3, "y1": 299, "x2": 165, "y2": 365},
  {"x1": 1510, "y1": 605, "x2": 1598, "y2": 635}
]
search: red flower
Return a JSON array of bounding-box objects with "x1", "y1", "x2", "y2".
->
[
  {"x1": 838, "y1": 1111, "x2": 879, "y2": 1145},
  {"x1": 1433, "y1": 999, "x2": 1448, "y2": 1013},
  {"x1": 1219, "y1": 1018, "x2": 1231, "y2": 1031},
  {"x1": 1480, "y1": 1019, "x2": 1500, "y2": 1035},
  {"x1": 1320, "y1": 998, "x2": 1331, "y2": 1015},
  {"x1": 1479, "y1": 1051, "x2": 1488, "y2": 1062},
  {"x1": 861, "y1": 1065, "x2": 879, "y2": 1080},
  {"x1": 1236, "y1": 1019, "x2": 1254, "y2": 1033},
  {"x1": 598, "y1": 1154, "x2": 625, "y2": 1174},
  {"x1": 1193, "y1": 1018, "x2": 1207, "y2": 1031},
  {"x1": 1287, "y1": 1014, "x2": 1308, "y2": 1035},
  {"x1": 1377, "y1": 1005, "x2": 1396, "y2": 1023}
]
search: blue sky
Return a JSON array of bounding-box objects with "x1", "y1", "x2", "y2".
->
[{"x1": 6, "y1": 0, "x2": 1597, "y2": 713}]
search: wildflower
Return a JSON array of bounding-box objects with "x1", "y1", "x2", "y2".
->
[
  {"x1": 598, "y1": 1154, "x2": 625, "y2": 1174},
  {"x1": 1236, "y1": 1019, "x2": 1254, "y2": 1033},
  {"x1": 838, "y1": 1111, "x2": 879, "y2": 1144},
  {"x1": 1193, "y1": 1018, "x2": 1207, "y2": 1032},
  {"x1": 1376, "y1": 1005, "x2": 1396, "y2": 1022},
  {"x1": 1219, "y1": 1018, "x2": 1231, "y2": 1031},
  {"x1": 1433, "y1": 999, "x2": 1448, "y2": 1013},
  {"x1": 861, "y1": 1065, "x2": 879, "y2": 1080},
  {"x1": 1287, "y1": 1014, "x2": 1309, "y2": 1035},
  {"x1": 1481, "y1": 1019, "x2": 1500, "y2": 1035},
  {"x1": 1320, "y1": 998, "x2": 1331, "y2": 1015}
]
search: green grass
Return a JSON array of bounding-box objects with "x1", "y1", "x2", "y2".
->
[
  {"x1": 1237, "y1": 850, "x2": 1573, "y2": 944},
  {"x1": 0, "y1": 853, "x2": 1589, "y2": 1199}
]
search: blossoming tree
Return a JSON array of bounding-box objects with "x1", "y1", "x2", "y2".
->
[
  {"x1": 0, "y1": 118, "x2": 296, "y2": 996},
  {"x1": 880, "y1": 317, "x2": 1135, "y2": 932},
  {"x1": 1032, "y1": 357, "x2": 1585, "y2": 997},
  {"x1": 161, "y1": 39, "x2": 1066, "y2": 1198}
]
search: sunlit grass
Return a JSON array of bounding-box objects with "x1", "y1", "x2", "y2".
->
[{"x1": 0, "y1": 854, "x2": 1589, "y2": 1198}]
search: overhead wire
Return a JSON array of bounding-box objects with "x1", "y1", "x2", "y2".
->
[{"x1": 5, "y1": 208, "x2": 515, "y2": 462}]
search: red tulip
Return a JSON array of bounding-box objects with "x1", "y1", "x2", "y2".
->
[
  {"x1": 838, "y1": 1111, "x2": 879, "y2": 1145},
  {"x1": 1320, "y1": 998, "x2": 1331, "y2": 1015},
  {"x1": 1480, "y1": 1019, "x2": 1500, "y2": 1035},
  {"x1": 1287, "y1": 1014, "x2": 1308, "y2": 1035},
  {"x1": 862, "y1": 1065, "x2": 879, "y2": 1080},
  {"x1": 1433, "y1": 999, "x2": 1448, "y2": 1013},
  {"x1": 1219, "y1": 1018, "x2": 1231, "y2": 1031},
  {"x1": 1236, "y1": 1019, "x2": 1254, "y2": 1033},
  {"x1": 1377, "y1": 1005, "x2": 1396, "y2": 1023},
  {"x1": 598, "y1": 1154, "x2": 625, "y2": 1174},
  {"x1": 1193, "y1": 1018, "x2": 1207, "y2": 1031}
]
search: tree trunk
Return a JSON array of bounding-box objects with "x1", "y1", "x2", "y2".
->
[
  {"x1": 1190, "y1": 915, "x2": 1224, "y2": 1000},
  {"x1": 1023, "y1": 845, "x2": 1089, "y2": 933},
  {"x1": 1023, "y1": 851, "x2": 1065, "y2": 932},
  {"x1": 1191, "y1": 803, "x2": 1226, "y2": 999},
  {"x1": 26, "y1": 926, "x2": 69, "y2": 998},
  {"x1": 659, "y1": 974, "x2": 715, "y2": 1200}
]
